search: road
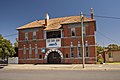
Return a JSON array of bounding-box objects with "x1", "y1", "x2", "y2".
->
[{"x1": 0, "y1": 69, "x2": 120, "y2": 80}]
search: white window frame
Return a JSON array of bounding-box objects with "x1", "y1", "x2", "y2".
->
[
  {"x1": 35, "y1": 44, "x2": 38, "y2": 59},
  {"x1": 25, "y1": 32, "x2": 28, "y2": 40},
  {"x1": 70, "y1": 42, "x2": 74, "y2": 58},
  {"x1": 29, "y1": 44, "x2": 32, "y2": 58},
  {"x1": 23, "y1": 45, "x2": 26, "y2": 59},
  {"x1": 71, "y1": 28, "x2": 76, "y2": 37},
  {"x1": 77, "y1": 41, "x2": 81, "y2": 58},
  {"x1": 33, "y1": 31, "x2": 36, "y2": 40},
  {"x1": 86, "y1": 46, "x2": 89, "y2": 57},
  {"x1": 83, "y1": 26, "x2": 86, "y2": 37}
]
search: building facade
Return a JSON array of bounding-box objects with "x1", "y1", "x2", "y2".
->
[
  {"x1": 17, "y1": 9, "x2": 97, "y2": 64},
  {"x1": 103, "y1": 50, "x2": 120, "y2": 62}
]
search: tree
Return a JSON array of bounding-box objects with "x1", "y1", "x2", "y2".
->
[
  {"x1": 14, "y1": 38, "x2": 18, "y2": 47},
  {"x1": 107, "y1": 44, "x2": 120, "y2": 50},
  {"x1": 96, "y1": 46, "x2": 104, "y2": 64},
  {"x1": 0, "y1": 34, "x2": 15, "y2": 60},
  {"x1": 96, "y1": 46, "x2": 105, "y2": 54},
  {"x1": 13, "y1": 38, "x2": 18, "y2": 57}
]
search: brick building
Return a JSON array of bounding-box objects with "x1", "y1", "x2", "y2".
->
[{"x1": 17, "y1": 9, "x2": 96, "y2": 64}]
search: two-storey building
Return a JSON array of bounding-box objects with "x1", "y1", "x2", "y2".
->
[{"x1": 17, "y1": 9, "x2": 96, "y2": 64}]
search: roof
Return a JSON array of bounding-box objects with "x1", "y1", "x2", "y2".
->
[{"x1": 16, "y1": 16, "x2": 95, "y2": 30}]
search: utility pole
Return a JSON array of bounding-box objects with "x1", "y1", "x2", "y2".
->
[{"x1": 80, "y1": 12, "x2": 85, "y2": 68}]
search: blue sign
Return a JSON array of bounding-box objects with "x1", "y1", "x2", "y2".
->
[{"x1": 41, "y1": 48, "x2": 46, "y2": 53}]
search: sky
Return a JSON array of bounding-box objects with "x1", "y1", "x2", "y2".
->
[{"x1": 0, "y1": 0, "x2": 120, "y2": 46}]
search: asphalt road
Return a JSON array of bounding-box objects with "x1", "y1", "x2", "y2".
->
[{"x1": 0, "y1": 69, "x2": 120, "y2": 80}]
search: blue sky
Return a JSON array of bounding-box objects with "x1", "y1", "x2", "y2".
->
[{"x1": 0, "y1": 0, "x2": 120, "y2": 46}]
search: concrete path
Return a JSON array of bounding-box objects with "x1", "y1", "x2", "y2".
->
[{"x1": 1, "y1": 64, "x2": 120, "y2": 70}]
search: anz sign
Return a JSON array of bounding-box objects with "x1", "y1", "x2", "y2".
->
[{"x1": 46, "y1": 38, "x2": 61, "y2": 48}]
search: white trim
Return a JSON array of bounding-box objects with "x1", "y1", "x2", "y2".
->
[
  {"x1": 44, "y1": 49, "x2": 63, "y2": 59},
  {"x1": 18, "y1": 45, "x2": 96, "y2": 50},
  {"x1": 18, "y1": 35, "x2": 95, "y2": 42}
]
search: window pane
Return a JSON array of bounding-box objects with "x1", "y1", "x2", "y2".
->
[
  {"x1": 66, "y1": 54, "x2": 68, "y2": 58},
  {"x1": 39, "y1": 55, "x2": 42, "y2": 59},
  {"x1": 25, "y1": 32, "x2": 28, "y2": 40},
  {"x1": 86, "y1": 47, "x2": 89, "y2": 57},
  {"x1": 46, "y1": 31, "x2": 61, "y2": 39},
  {"x1": 33, "y1": 31, "x2": 36, "y2": 40},
  {"x1": 71, "y1": 28, "x2": 75, "y2": 37},
  {"x1": 78, "y1": 47, "x2": 81, "y2": 57}
]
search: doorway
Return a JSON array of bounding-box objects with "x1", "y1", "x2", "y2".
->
[{"x1": 47, "y1": 51, "x2": 61, "y2": 64}]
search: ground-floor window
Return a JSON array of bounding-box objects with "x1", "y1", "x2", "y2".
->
[
  {"x1": 70, "y1": 42, "x2": 74, "y2": 58},
  {"x1": 29, "y1": 44, "x2": 32, "y2": 58},
  {"x1": 23, "y1": 45, "x2": 26, "y2": 59},
  {"x1": 78, "y1": 46, "x2": 82, "y2": 57},
  {"x1": 66, "y1": 54, "x2": 68, "y2": 58},
  {"x1": 86, "y1": 46, "x2": 89, "y2": 57},
  {"x1": 35, "y1": 44, "x2": 38, "y2": 58},
  {"x1": 39, "y1": 54, "x2": 42, "y2": 59},
  {"x1": 70, "y1": 47, "x2": 74, "y2": 58},
  {"x1": 108, "y1": 52, "x2": 113, "y2": 58}
]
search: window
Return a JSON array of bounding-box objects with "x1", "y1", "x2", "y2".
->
[
  {"x1": 71, "y1": 53, "x2": 74, "y2": 58},
  {"x1": 78, "y1": 41, "x2": 81, "y2": 57},
  {"x1": 33, "y1": 31, "x2": 36, "y2": 40},
  {"x1": 29, "y1": 44, "x2": 32, "y2": 58},
  {"x1": 46, "y1": 31, "x2": 61, "y2": 39},
  {"x1": 83, "y1": 27, "x2": 86, "y2": 37},
  {"x1": 70, "y1": 47, "x2": 74, "y2": 58},
  {"x1": 86, "y1": 46, "x2": 89, "y2": 57},
  {"x1": 70, "y1": 42, "x2": 74, "y2": 58},
  {"x1": 109, "y1": 52, "x2": 113, "y2": 58},
  {"x1": 35, "y1": 44, "x2": 38, "y2": 58},
  {"x1": 25, "y1": 32, "x2": 28, "y2": 40},
  {"x1": 23, "y1": 45, "x2": 26, "y2": 59},
  {"x1": 39, "y1": 55, "x2": 42, "y2": 59},
  {"x1": 71, "y1": 28, "x2": 75, "y2": 37},
  {"x1": 78, "y1": 47, "x2": 81, "y2": 57},
  {"x1": 66, "y1": 54, "x2": 68, "y2": 58}
]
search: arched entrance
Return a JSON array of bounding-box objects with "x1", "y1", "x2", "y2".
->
[
  {"x1": 44, "y1": 49, "x2": 63, "y2": 64},
  {"x1": 47, "y1": 51, "x2": 61, "y2": 64}
]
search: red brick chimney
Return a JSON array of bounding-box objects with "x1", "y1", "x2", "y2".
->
[
  {"x1": 90, "y1": 8, "x2": 94, "y2": 19},
  {"x1": 45, "y1": 13, "x2": 49, "y2": 26}
]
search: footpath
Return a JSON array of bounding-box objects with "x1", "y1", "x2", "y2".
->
[{"x1": 0, "y1": 64, "x2": 120, "y2": 70}]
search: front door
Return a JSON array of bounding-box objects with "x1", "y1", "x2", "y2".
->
[{"x1": 47, "y1": 51, "x2": 61, "y2": 64}]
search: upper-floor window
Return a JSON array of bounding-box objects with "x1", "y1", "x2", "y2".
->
[
  {"x1": 46, "y1": 30, "x2": 61, "y2": 39},
  {"x1": 71, "y1": 28, "x2": 76, "y2": 37},
  {"x1": 33, "y1": 31, "x2": 36, "y2": 40},
  {"x1": 83, "y1": 27, "x2": 86, "y2": 37},
  {"x1": 25, "y1": 32, "x2": 28, "y2": 40}
]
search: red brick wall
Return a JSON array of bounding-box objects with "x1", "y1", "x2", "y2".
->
[{"x1": 18, "y1": 21, "x2": 96, "y2": 64}]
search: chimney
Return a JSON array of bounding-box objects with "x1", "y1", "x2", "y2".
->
[
  {"x1": 90, "y1": 8, "x2": 94, "y2": 19},
  {"x1": 45, "y1": 13, "x2": 49, "y2": 26}
]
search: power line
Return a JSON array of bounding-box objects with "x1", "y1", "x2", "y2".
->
[
  {"x1": 3, "y1": 33, "x2": 17, "y2": 38},
  {"x1": 84, "y1": 14, "x2": 120, "y2": 20},
  {"x1": 97, "y1": 30, "x2": 120, "y2": 45}
]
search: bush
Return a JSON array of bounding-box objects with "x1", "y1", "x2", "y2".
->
[{"x1": 98, "y1": 58, "x2": 104, "y2": 64}]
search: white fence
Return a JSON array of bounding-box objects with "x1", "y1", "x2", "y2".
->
[{"x1": 8, "y1": 57, "x2": 18, "y2": 64}]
